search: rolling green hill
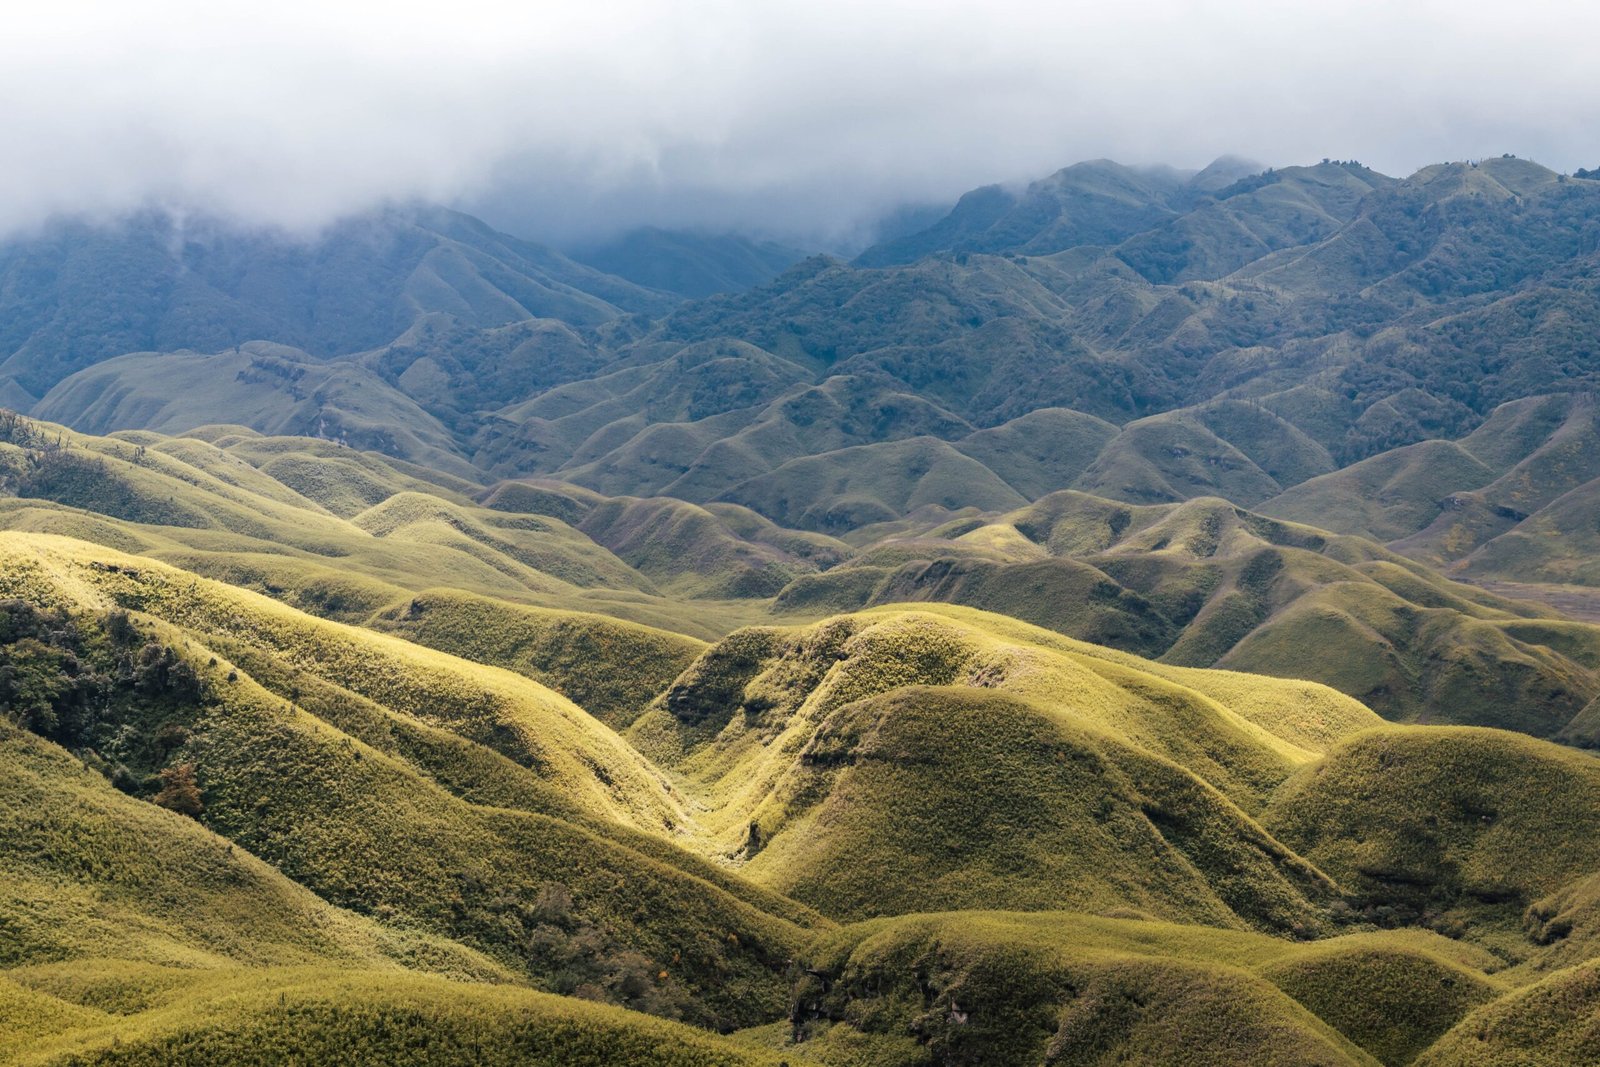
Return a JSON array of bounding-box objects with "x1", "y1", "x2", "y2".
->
[
  {"x1": 6, "y1": 434, "x2": 1600, "y2": 1061},
  {"x1": 626, "y1": 606, "x2": 1378, "y2": 924},
  {"x1": 6, "y1": 411, "x2": 1599, "y2": 740},
  {"x1": 10, "y1": 151, "x2": 1600, "y2": 1064},
  {"x1": 1263, "y1": 727, "x2": 1600, "y2": 944},
  {"x1": 771, "y1": 491, "x2": 1600, "y2": 735},
  {"x1": 0, "y1": 532, "x2": 821, "y2": 1031},
  {"x1": 780, "y1": 911, "x2": 1502, "y2": 1067},
  {"x1": 4, "y1": 969, "x2": 805, "y2": 1066}
]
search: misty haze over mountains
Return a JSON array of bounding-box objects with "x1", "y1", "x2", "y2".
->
[{"x1": 6, "y1": 2, "x2": 1600, "y2": 245}]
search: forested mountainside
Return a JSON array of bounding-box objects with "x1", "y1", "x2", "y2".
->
[{"x1": 5, "y1": 150, "x2": 1600, "y2": 1065}]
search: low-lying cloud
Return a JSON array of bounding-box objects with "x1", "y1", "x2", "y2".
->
[{"x1": 6, "y1": 1, "x2": 1598, "y2": 247}]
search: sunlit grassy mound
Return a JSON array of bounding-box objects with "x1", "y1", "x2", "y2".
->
[
  {"x1": 777, "y1": 911, "x2": 1503, "y2": 1067},
  {"x1": 0, "y1": 532, "x2": 819, "y2": 1028},
  {"x1": 1263, "y1": 727, "x2": 1600, "y2": 945},
  {"x1": 0, "y1": 534, "x2": 681, "y2": 827},
  {"x1": 1022, "y1": 497, "x2": 1598, "y2": 738},
  {"x1": 352, "y1": 492, "x2": 651, "y2": 592},
  {"x1": 630, "y1": 605, "x2": 1377, "y2": 927},
  {"x1": 737, "y1": 685, "x2": 1334, "y2": 929},
  {"x1": 0, "y1": 423, "x2": 353, "y2": 545},
  {"x1": 1257, "y1": 941, "x2": 1502, "y2": 1065},
  {"x1": 1513, "y1": 868, "x2": 1600, "y2": 981},
  {"x1": 783, "y1": 554, "x2": 1180, "y2": 659},
  {"x1": 230, "y1": 437, "x2": 481, "y2": 517},
  {"x1": 574, "y1": 495, "x2": 838, "y2": 599},
  {"x1": 1215, "y1": 580, "x2": 1597, "y2": 737},
  {"x1": 777, "y1": 490, "x2": 1600, "y2": 736},
  {"x1": 0, "y1": 725, "x2": 501, "y2": 980},
  {"x1": 368, "y1": 587, "x2": 704, "y2": 727},
  {"x1": 716, "y1": 435, "x2": 1028, "y2": 532},
  {"x1": 4, "y1": 968, "x2": 798, "y2": 1066},
  {"x1": 1415, "y1": 959, "x2": 1600, "y2": 1067},
  {"x1": 636, "y1": 604, "x2": 1377, "y2": 798}
]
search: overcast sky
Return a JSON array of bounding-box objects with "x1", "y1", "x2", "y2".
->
[{"x1": 4, "y1": 1, "x2": 1598, "y2": 247}]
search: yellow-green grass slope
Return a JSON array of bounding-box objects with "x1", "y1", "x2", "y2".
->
[
  {"x1": 1415, "y1": 957, "x2": 1600, "y2": 1067},
  {"x1": 0, "y1": 723, "x2": 502, "y2": 980},
  {"x1": 758, "y1": 719, "x2": 1600, "y2": 1066},
  {"x1": 771, "y1": 911, "x2": 1504, "y2": 1067},
  {"x1": 3, "y1": 969, "x2": 805, "y2": 1066},
  {"x1": 1262, "y1": 725, "x2": 1600, "y2": 967},
  {"x1": 629, "y1": 604, "x2": 1380, "y2": 928},
  {"x1": 0, "y1": 532, "x2": 822, "y2": 1030},
  {"x1": 618, "y1": 605, "x2": 1600, "y2": 1063},
  {"x1": 778, "y1": 490, "x2": 1600, "y2": 736},
  {"x1": 0, "y1": 416, "x2": 821, "y2": 640},
  {"x1": 0, "y1": 709, "x2": 801, "y2": 1065}
]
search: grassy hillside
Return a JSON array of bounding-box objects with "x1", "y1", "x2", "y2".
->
[
  {"x1": 717, "y1": 436, "x2": 1028, "y2": 532},
  {"x1": 0, "y1": 724, "x2": 502, "y2": 979},
  {"x1": 5, "y1": 969, "x2": 801, "y2": 1066},
  {"x1": 1075, "y1": 413, "x2": 1286, "y2": 505},
  {"x1": 775, "y1": 911, "x2": 1499, "y2": 1067},
  {"x1": 1263, "y1": 726, "x2": 1600, "y2": 954},
  {"x1": 625, "y1": 606, "x2": 1385, "y2": 931},
  {"x1": 0, "y1": 206, "x2": 670, "y2": 398},
  {"x1": 733, "y1": 684, "x2": 1335, "y2": 929},
  {"x1": 31, "y1": 346, "x2": 479, "y2": 480},
  {"x1": 367, "y1": 588, "x2": 704, "y2": 728},
  {"x1": 1261, "y1": 394, "x2": 1600, "y2": 588},
  {"x1": 771, "y1": 490, "x2": 1600, "y2": 735},
  {"x1": 0, "y1": 679, "x2": 819, "y2": 1062},
  {"x1": 1414, "y1": 959, "x2": 1600, "y2": 1067},
  {"x1": 5, "y1": 411, "x2": 1596, "y2": 742},
  {"x1": 1113, "y1": 162, "x2": 1391, "y2": 284},
  {"x1": 0, "y1": 533, "x2": 822, "y2": 1029}
]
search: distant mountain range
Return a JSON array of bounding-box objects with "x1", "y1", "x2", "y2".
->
[
  {"x1": 0, "y1": 205, "x2": 671, "y2": 401},
  {"x1": 570, "y1": 227, "x2": 808, "y2": 299}
]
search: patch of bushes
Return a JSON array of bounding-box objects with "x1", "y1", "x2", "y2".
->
[{"x1": 0, "y1": 599, "x2": 215, "y2": 806}]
